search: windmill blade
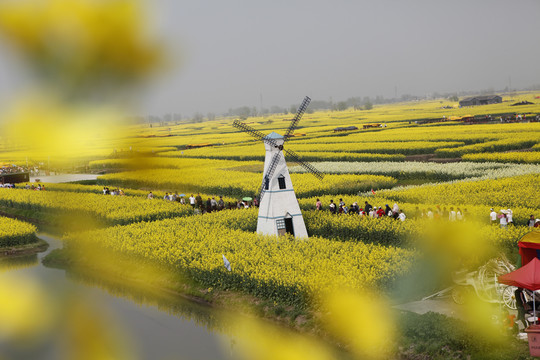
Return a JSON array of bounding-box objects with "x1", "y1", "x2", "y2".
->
[
  {"x1": 232, "y1": 120, "x2": 268, "y2": 141},
  {"x1": 284, "y1": 148, "x2": 324, "y2": 180},
  {"x1": 284, "y1": 96, "x2": 311, "y2": 141},
  {"x1": 232, "y1": 120, "x2": 282, "y2": 149},
  {"x1": 258, "y1": 152, "x2": 282, "y2": 203}
]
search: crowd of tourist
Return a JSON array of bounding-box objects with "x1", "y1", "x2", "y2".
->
[
  {"x1": 146, "y1": 191, "x2": 260, "y2": 214},
  {"x1": 106, "y1": 188, "x2": 540, "y2": 227},
  {"x1": 0, "y1": 165, "x2": 28, "y2": 175},
  {"x1": 418, "y1": 206, "x2": 467, "y2": 221},
  {"x1": 314, "y1": 199, "x2": 478, "y2": 223},
  {"x1": 490, "y1": 208, "x2": 540, "y2": 229},
  {"x1": 317, "y1": 199, "x2": 408, "y2": 221},
  {"x1": 102, "y1": 187, "x2": 125, "y2": 196},
  {"x1": 24, "y1": 183, "x2": 46, "y2": 191},
  {"x1": 0, "y1": 183, "x2": 48, "y2": 190}
]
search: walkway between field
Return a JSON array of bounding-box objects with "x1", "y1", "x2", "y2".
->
[
  {"x1": 393, "y1": 298, "x2": 466, "y2": 320},
  {"x1": 30, "y1": 174, "x2": 98, "y2": 183}
]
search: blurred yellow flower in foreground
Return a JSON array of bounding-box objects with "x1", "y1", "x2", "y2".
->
[
  {"x1": 230, "y1": 317, "x2": 335, "y2": 360},
  {"x1": 0, "y1": 273, "x2": 55, "y2": 343},
  {"x1": 321, "y1": 290, "x2": 396, "y2": 359},
  {"x1": 1, "y1": 95, "x2": 123, "y2": 157},
  {"x1": 0, "y1": 0, "x2": 164, "y2": 94}
]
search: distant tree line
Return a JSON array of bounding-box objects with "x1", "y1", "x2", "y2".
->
[{"x1": 130, "y1": 85, "x2": 529, "y2": 125}]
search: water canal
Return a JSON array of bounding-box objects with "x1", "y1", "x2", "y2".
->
[{"x1": 1, "y1": 234, "x2": 234, "y2": 360}]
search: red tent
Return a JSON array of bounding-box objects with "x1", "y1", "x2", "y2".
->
[
  {"x1": 498, "y1": 257, "x2": 540, "y2": 290},
  {"x1": 519, "y1": 230, "x2": 540, "y2": 267}
]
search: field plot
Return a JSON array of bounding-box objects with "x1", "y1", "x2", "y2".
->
[
  {"x1": 64, "y1": 210, "x2": 416, "y2": 305},
  {"x1": 0, "y1": 189, "x2": 194, "y2": 228},
  {"x1": 2, "y1": 94, "x2": 540, "y2": 359},
  {"x1": 0, "y1": 216, "x2": 37, "y2": 247}
]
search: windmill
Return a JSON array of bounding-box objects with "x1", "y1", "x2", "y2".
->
[{"x1": 233, "y1": 96, "x2": 323, "y2": 238}]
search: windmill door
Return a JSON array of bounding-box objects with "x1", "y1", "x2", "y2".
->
[{"x1": 284, "y1": 214, "x2": 295, "y2": 237}]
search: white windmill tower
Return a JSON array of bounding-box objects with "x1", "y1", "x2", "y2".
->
[{"x1": 233, "y1": 96, "x2": 324, "y2": 238}]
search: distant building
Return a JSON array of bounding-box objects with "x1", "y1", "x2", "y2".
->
[
  {"x1": 333, "y1": 126, "x2": 358, "y2": 132},
  {"x1": 459, "y1": 95, "x2": 502, "y2": 107}
]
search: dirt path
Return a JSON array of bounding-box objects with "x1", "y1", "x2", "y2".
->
[
  {"x1": 404, "y1": 154, "x2": 462, "y2": 163},
  {"x1": 30, "y1": 174, "x2": 98, "y2": 183},
  {"x1": 393, "y1": 298, "x2": 466, "y2": 320}
]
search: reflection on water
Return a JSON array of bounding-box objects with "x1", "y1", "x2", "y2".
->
[
  {"x1": 2, "y1": 235, "x2": 355, "y2": 360},
  {"x1": 1, "y1": 234, "x2": 233, "y2": 360},
  {"x1": 0, "y1": 253, "x2": 38, "y2": 272},
  {"x1": 65, "y1": 266, "x2": 232, "y2": 335}
]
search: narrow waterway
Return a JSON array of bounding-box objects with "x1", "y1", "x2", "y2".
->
[{"x1": 1, "y1": 234, "x2": 234, "y2": 360}]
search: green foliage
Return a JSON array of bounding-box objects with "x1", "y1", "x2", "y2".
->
[{"x1": 398, "y1": 312, "x2": 530, "y2": 360}]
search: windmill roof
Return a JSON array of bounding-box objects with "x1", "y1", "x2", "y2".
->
[{"x1": 264, "y1": 131, "x2": 284, "y2": 139}]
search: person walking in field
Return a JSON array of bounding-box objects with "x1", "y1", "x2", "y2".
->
[
  {"x1": 506, "y1": 209, "x2": 514, "y2": 225},
  {"x1": 490, "y1": 208, "x2": 497, "y2": 224},
  {"x1": 189, "y1": 194, "x2": 196, "y2": 208},
  {"x1": 398, "y1": 210, "x2": 406, "y2": 222},
  {"x1": 442, "y1": 207, "x2": 449, "y2": 219},
  {"x1": 456, "y1": 208, "x2": 463, "y2": 221},
  {"x1": 218, "y1": 196, "x2": 225, "y2": 210},
  {"x1": 449, "y1": 207, "x2": 457, "y2": 222},
  {"x1": 329, "y1": 200, "x2": 336, "y2": 214},
  {"x1": 527, "y1": 215, "x2": 536, "y2": 227},
  {"x1": 499, "y1": 211, "x2": 508, "y2": 229},
  {"x1": 195, "y1": 193, "x2": 203, "y2": 209},
  {"x1": 147, "y1": 191, "x2": 154, "y2": 199},
  {"x1": 316, "y1": 198, "x2": 322, "y2": 211},
  {"x1": 364, "y1": 201, "x2": 372, "y2": 214}
]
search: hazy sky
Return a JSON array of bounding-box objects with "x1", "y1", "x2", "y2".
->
[{"x1": 1, "y1": 0, "x2": 539, "y2": 116}]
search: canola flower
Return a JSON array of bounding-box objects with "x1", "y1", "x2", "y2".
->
[
  {"x1": 463, "y1": 151, "x2": 540, "y2": 164},
  {"x1": 26, "y1": 182, "x2": 239, "y2": 204},
  {"x1": 0, "y1": 188, "x2": 193, "y2": 228},
  {"x1": 377, "y1": 173, "x2": 540, "y2": 211},
  {"x1": 435, "y1": 135, "x2": 539, "y2": 158},
  {"x1": 0, "y1": 216, "x2": 37, "y2": 247},
  {"x1": 64, "y1": 211, "x2": 416, "y2": 306},
  {"x1": 300, "y1": 194, "x2": 538, "y2": 227},
  {"x1": 162, "y1": 145, "x2": 406, "y2": 162},
  {"x1": 293, "y1": 160, "x2": 540, "y2": 181},
  {"x1": 98, "y1": 167, "x2": 397, "y2": 198},
  {"x1": 303, "y1": 210, "x2": 530, "y2": 252}
]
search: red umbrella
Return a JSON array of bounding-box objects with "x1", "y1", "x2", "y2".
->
[
  {"x1": 498, "y1": 257, "x2": 540, "y2": 290},
  {"x1": 499, "y1": 257, "x2": 540, "y2": 324}
]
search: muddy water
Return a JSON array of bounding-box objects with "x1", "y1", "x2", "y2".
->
[{"x1": 1, "y1": 234, "x2": 234, "y2": 360}]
